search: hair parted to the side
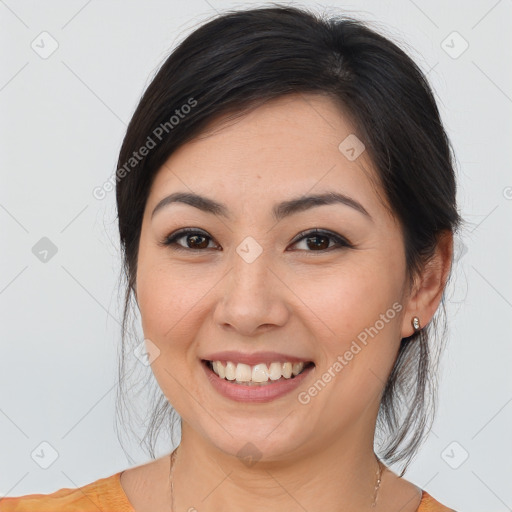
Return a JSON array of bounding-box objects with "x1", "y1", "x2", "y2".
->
[{"x1": 114, "y1": 4, "x2": 462, "y2": 474}]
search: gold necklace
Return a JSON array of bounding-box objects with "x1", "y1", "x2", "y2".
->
[{"x1": 169, "y1": 446, "x2": 383, "y2": 510}]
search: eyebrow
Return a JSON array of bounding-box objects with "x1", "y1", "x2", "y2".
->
[{"x1": 151, "y1": 191, "x2": 372, "y2": 222}]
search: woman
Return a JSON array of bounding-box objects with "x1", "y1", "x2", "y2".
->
[{"x1": 0, "y1": 5, "x2": 461, "y2": 511}]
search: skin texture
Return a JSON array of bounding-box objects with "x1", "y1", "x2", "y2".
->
[{"x1": 120, "y1": 93, "x2": 453, "y2": 512}]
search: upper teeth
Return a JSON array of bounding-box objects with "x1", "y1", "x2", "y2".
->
[{"x1": 211, "y1": 361, "x2": 307, "y2": 383}]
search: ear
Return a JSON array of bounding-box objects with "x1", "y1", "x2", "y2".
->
[{"x1": 400, "y1": 230, "x2": 454, "y2": 338}]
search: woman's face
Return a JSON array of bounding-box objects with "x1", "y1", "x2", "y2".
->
[{"x1": 136, "y1": 93, "x2": 416, "y2": 461}]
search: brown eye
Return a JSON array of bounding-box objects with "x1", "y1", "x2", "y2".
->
[
  {"x1": 161, "y1": 228, "x2": 218, "y2": 251},
  {"x1": 290, "y1": 229, "x2": 352, "y2": 252},
  {"x1": 161, "y1": 228, "x2": 351, "y2": 253},
  {"x1": 184, "y1": 234, "x2": 210, "y2": 249},
  {"x1": 304, "y1": 234, "x2": 330, "y2": 250}
]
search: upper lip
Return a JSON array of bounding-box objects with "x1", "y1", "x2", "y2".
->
[{"x1": 201, "y1": 351, "x2": 314, "y2": 366}]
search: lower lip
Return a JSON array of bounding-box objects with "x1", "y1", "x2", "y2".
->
[{"x1": 201, "y1": 360, "x2": 315, "y2": 403}]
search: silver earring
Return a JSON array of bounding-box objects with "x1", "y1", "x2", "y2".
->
[{"x1": 411, "y1": 316, "x2": 421, "y2": 332}]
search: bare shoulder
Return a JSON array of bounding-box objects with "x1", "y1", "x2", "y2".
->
[
  {"x1": 119, "y1": 454, "x2": 170, "y2": 512},
  {"x1": 120, "y1": 453, "x2": 169, "y2": 481},
  {"x1": 378, "y1": 467, "x2": 423, "y2": 512},
  {"x1": 380, "y1": 470, "x2": 457, "y2": 512}
]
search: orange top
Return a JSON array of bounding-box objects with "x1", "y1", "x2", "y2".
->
[{"x1": 0, "y1": 472, "x2": 456, "y2": 511}]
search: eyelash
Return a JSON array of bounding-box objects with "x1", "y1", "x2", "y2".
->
[{"x1": 160, "y1": 228, "x2": 352, "y2": 254}]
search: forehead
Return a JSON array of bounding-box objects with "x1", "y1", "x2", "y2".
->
[{"x1": 148, "y1": 93, "x2": 388, "y2": 218}]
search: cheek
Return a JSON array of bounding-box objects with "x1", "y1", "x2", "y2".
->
[
  {"x1": 294, "y1": 280, "x2": 400, "y2": 426},
  {"x1": 292, "y1": 259, "x2": 405, "y2": 408},
  {"x1": 295, "y1": 261, "x2": 402, "y2": 340},
  {"x1": 136, "y1": 243, "x2": 222, "y2": 353},
  {"x1": 137, "y1": 263, "x2": 201, "y2": 339},
  {"x1": 135, "y1": 260, "x2": 207, "y2": 403}
]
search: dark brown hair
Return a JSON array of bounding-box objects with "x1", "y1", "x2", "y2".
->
[{"x1": 114, "y1": 4, "x2": 462, "y2": 474}]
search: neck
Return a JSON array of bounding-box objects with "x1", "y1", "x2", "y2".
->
[{"x1": 171, "y1": 423, "x2": 384, "y2": 512}]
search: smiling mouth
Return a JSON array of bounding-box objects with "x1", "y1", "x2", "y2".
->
[{"x1": 202, "y1": 359, "x2": 315, "y2": 386}]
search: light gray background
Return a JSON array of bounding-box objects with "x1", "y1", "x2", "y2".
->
[{"x1": 1, "y1": 1, "x2": 511, "y2": 510}]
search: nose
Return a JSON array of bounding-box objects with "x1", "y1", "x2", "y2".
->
[{"x1": 213, "y1": 243, "x2": 290, "y2": 337}]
